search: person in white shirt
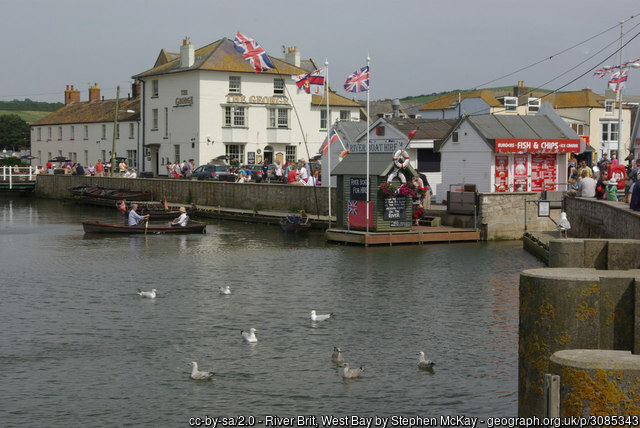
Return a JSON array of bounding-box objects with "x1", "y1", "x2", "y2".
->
[
  {"x1": 170, "y1": 207, "x2": 189, "y2": 226},
  {"x1": 298, "y1": 163, "x2": 309, "y2": 183},
  {"x1": 306, "y1": 170, "x2": 319, "y2": 186}
]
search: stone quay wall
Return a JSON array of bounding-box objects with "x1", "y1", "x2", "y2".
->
[
  {"x1": 35, "y1": 175, "x2": 335, "y2": 215},
  {"x1": 565, "y1": 196, "x2": 640, "y2": 240}
]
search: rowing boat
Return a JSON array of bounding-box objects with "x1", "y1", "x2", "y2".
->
[
  {"x1": 279, "y1": 215, "x2": 311, "y2": 233},
  {"x1": 69, "y1": 186, "x2": 153, "y2": 201},
  {"x1": 82, "y1": 221, "x2": 206, "y2": 234}
]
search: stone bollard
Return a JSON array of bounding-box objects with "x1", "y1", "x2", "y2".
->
[{"x1": 549, "y1": 349, "x2": 640, "y2": 416}]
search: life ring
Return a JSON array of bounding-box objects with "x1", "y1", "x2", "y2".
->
[
  {"x1": 387, "y1": 170, "x2": 406, "y2": 184},
  {"x1": 393, "y1": 149, "x2": 410, "y2": 169}
]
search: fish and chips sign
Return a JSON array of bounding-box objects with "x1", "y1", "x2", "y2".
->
[
  {"x1": 495, "y1": 138, "x2": 581, "y2": 153},
  {"x1": 348, "y1": 139, "x2": 404, "y2": 154}
]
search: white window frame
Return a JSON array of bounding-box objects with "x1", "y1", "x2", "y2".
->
[
  {"x1": 225, "y1": 144, "x2": 244, "y2": 164},
  {"x1": 47, "y1": 127, "x2": 52, "y2": 140},
  {"x1": 229, "y1": 76, "x2": 241, "y2": 93},
  {"x1": 101, "y1": 124, "x2": 106, "y2": 140},
  {"x1": 224, "y1": 106, "x2": 246, "y2": 127},
  {"x1": 504, "y1": 97, "x2": 518, "y2": 112},
  {"x1": 83, "y1": 125, "x2": 88, "y2": 139},
  {"x1": 605, "y1": 100, "x2": 614, "y2": 114},
  {"x1": 37, "y1": 128, "x2": 41, "y2": 140},
  {"x1": 174, "y1": 144, "x2": 180, "y2": 164},
  {"x1": 129, "y1": 123, "x2": 135, "y2": 139},
  {"x1": 70, "y1": 126, "x2": 75, "y2": 140},
  {"x1": 273, "y1": 78, "x2": 284, "y2": 95},
  {"x1": 152, "y1": 109, "x2": 159, "y2": 130},
  {"x1": 340, "y1": 110, "x2": 350, "y2": 120},
  {"x1": 268, "y1": 108, "x2": 289, "y2": 128},
  {"x1": 152, "y1": 80, "x2": 159, "y2": 97},
  {"x1": 527, "y1": 98, "x2": 540, "y2": 112},
  {"x1": 601, "y1": 121, "x2": 618, "y2": 143},
  {"x1": 320, "y1": 109, "x2": 327, "y2": 129},
  {"x1": 285, "y1": 146, "x2": 297, "y2": 164}
]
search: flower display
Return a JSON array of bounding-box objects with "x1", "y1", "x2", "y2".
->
[
  {"x1": 413, "y1": 205, "x2": 424, "y2": 220},
  {"x1": 379, "y1": 182, "x2": 396, "y2": 198},
  {"x1": 398, "y1": 183, "x2": 417, "y2": 199}
]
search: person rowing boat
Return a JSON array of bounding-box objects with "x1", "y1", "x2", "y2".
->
[{"x1": 128, "y1": 203, "x2": 150, "y2": 226}]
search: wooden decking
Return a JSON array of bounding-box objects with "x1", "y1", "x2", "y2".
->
[{"x1": 325, "y1": 225, "x2": 480, "y2": 246}]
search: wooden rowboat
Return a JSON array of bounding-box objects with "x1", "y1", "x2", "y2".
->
[
  {"x1": 82, "y1": 221, "x2": 206, "y2": 234},
  {"x1": 69, "y1": 186, "x2": 153, "y2": 201},
  {"x1": 279, "y1": 215, "x2": 311, "y2": 233}
]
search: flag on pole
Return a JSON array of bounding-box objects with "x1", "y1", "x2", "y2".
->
[
  {"x1": 233, "y1": 32, "x2": 274, "y2": 73},
  {"x1": 609, "y1": 69, "x2": 628, "y2": 91},
  {"x1": 294, "y1": 69, "x2": 325, "y2": 95},
  {"x1": 344, "y1": 66, "x2": 369, "y2": 93},
  {"x1": 347, "y1": 200, "x2": 374, "y2": 229},
  {"x1": 319, "y1": 130, "x2": 339, "y2": 154}
]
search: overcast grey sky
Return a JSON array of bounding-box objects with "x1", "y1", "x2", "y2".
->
[{"x1": 2, "y1": 0, "x2": 640, "y2": 104}]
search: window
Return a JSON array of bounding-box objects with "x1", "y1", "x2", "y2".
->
[
  {"x1": 224, "y1": 106, "x2": 246, "y2": 127},
  {"x1": 152, "y1": 80, "x2": 159, "y2": 97},
  {"x1": 528, "y1": 98, "x2": 540, "y2": 112},
  {"x1": 605, "y1": 100, "x2": 614, "y2": 114},
  {"x1": 174, "y1": 144, "x2": 180, "y2": 164},
  {"x1": 320, "y1": 109, "x2": 327, "y2": 129},
  {"x1": 164, "y1": 107, "x2": 168, "y2": 137},
  {"x1": 47, "y1": 127, "x2": 52, "y2": 140},
  {"x1": 269, "y1": 108, "x2": 289, "y2": 128},
  {"x1": 58, "y1": 126, "x2": 62, "y2": 140},
  {"x1": 417, "y1": 148, "x2": 441, "y2": 173},
  {"x1": 126, "y1": 150, "x2": 137, "y2": 168},
  {"x1": 152, "y1": 109, "x2": 159, "y2": 129},
  {"x1": 70, "y1": 126, "x2": 75, "y2": 140},
  {"x1": 273, "y1": 78, "x2": 284, "y2": 95},
  {"x1": 129, "y1": 123, "x2": 135, "y2": 139},
  {"x1": 37, "y1": 128, "x2": 41, "y2": 140},
  {"x1": 225, "y1": 144, "x2": 244, "y2": 163},
  {"x1": 570, "y1": 123, "x2": 584, "y2": 136},
  {"x1": 229, "y1": 76, "x2": 241, "y2": 93},
  {"x1": 101, "y1": 124, "x2": 106, "y2": 140},
  {"x1": 601, "y1": 122, "x2": 618, "y2": 143},
  {"x1": 504, "y1": 97, "x2": 517, "y2": 112},
  {"x1": 285, "y1": 146, "x2": 297, "y2": 164},
  {"x1": 452, "y1": 131, "x2": 459, "y2": 143},
  {"x1": 340, "y1": 110, "x2": 350, "y2": 121},
  {"x1": 101, "y1": 150, "x2": 106, "y2": 162},
  {"x1": 83, "y1": 125, "x2": 88, "y2": 139},
  {"x1": 376, "y1": 126, "x2": 385, "y2": 136},
  {"x1": 84, "y1": 150, "x2": 88, "y2": 166}
]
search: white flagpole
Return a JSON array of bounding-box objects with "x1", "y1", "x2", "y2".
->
[
  {"x1": 325, "y1": 60, "x2": 331, "y2": 227},
  {"x1": 366, "y1": 56, "x2": 370, "y2": 234},
  {"x1": 334, "y1": 131, "x2": 347, "y2": 151}
]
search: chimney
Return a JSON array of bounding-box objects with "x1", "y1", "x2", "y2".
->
[
  {"x1": 64, "y1": 84, "x2": 81, "y2": 105},
  {"x1": 132, "y1": 81, "x2": 141, "y2": 98},
  {"x1": 285, "y1": 46, "x2": 300, "y2": 67},
  {"x1": 180, "y1": 37, "x2": 194, "y2": 68},
  {"x1": 392, "y1": 99, "x2": 401, "y2": 118},
  {"x1": 514, "y1": 80, "x2": 529, "y2": 107},
  {"x1": 88, "y1": 82, "x2": 100, "y2": 102}
]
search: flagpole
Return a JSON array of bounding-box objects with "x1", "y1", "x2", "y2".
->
[
  {"x1": 366, "y1": 55, "x2": 370, "y2": 234},
  {"x1": 616, "y1": 20, "x2": 624, "y2": 159},
  {"x1": 325, "y1": 59, "x2": 331, "y2": 227}
]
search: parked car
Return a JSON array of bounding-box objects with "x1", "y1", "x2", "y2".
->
[{"x1": 193, "y1": 164, "x2": 235, "y2": 181}]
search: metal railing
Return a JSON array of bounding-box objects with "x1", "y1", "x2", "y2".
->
[{"x1": 1, "y1": 166, "x2": 37, "y2": 189}]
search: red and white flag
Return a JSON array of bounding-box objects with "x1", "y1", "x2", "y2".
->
[
  {"x1": 294, "y1": 69, "x2": 325, "y2": 95},
  {"x1": 319, "y1": 130, "x2": 339, "y2": 155},
  {"x1": 609, "y1": 69, "x2": 628, "y2": 92}
]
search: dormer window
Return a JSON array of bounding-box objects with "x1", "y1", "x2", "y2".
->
[
  {"x1": 528, "y1": 98, "x2": 540, "y2": 112},
  {"x1": 504, "y1": 97, "x2": 517, "y2": 112},
  {"x1": 605, "y1": 100, "x2": 614, "y2": 114}
]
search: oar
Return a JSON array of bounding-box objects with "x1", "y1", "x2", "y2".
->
[{"x1": 144, "y1": 218, "x2": 149, "y2": 235}]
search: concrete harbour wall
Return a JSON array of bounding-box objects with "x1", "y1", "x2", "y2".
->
[
  {"x1": 565, "y1": 196, "x2": 640, "y2": 240},
  {"x1": 35, "y1": 175, "x2": 335, "y2": 215}
]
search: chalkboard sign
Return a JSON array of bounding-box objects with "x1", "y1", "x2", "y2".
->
[
  {"x1": 383, "y1": 197, "x2": 406, "y2": 220},
  {"x1": 349, "y1": 177, "x2": 369, "y2": 201},
  {"x1": 247, "y1": 152, "x2": 256, "y2": 165}
]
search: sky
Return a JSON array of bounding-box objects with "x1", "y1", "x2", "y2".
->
[{"x1": 2, "y1": 0, "x2": 640, "y2": 104}]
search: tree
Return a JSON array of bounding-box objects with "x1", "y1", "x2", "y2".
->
[{"x1": 0, "y1": 114, "x2": 30, "y2": 152}]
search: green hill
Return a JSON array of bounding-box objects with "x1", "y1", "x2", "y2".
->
[
  {"x1": 0, "y1": 99, "x2": 62, "y2": 124},
  {"x1": 0, "y1": 110, "x2": 51, "y2": 124}
]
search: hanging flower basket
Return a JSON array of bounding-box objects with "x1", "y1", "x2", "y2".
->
[
  {"x1": 379, "y1": 182, "x2": 396, "y2": 198},
  {"x1": 398, "y1": 183, "x2": 417, "y2": 199},
  {"x1": 413, "y1": 205, "x2": 425, "y2": 220}
]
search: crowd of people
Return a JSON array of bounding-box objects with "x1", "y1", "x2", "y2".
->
[
  {"x1": 568, "y1": 153, "x2": 640, "y2": 211},
  {"x1": 38, "y1": 159, "x2": 140, "y2": 177},
  {"x1": 166, "y1": 159, "x2": 196, "y2": 178}
]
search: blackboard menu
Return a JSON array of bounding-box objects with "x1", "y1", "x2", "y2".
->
[
  {"x1": 349, "y1": 177, "x2": 369, "y2": 201},
  {"x1": 247, "y1": 152, "x2": 256, "y2": 165},
  {"x1": 383, "y1": 197, "x2": 406, "y2": 220}
]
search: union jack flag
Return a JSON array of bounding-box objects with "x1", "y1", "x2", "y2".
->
[
  {"x1": 233, "y1": 32, "x2": 274, "y2": 73},
  {"x1": 344, "y1": 66, "x2": 369, "y2": 93},
  {"x1": 348, "y1": 200, "x2": 358, "y2": 215}
]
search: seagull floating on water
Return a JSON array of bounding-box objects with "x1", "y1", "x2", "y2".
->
[
  {"x1": 418, "y1": 351, "x2": 435, "y2": 370},
  {"x1": 310, "y1": 310, "x2": 333, "y2": 322},
  {"x1": 137, "y1": 288, "x2": 157, "y2": 298},
  {"x1": 219, "y1": 286, "x2": 231, "y2": 295},
  {"x1": 341, "y1": 362, "x2": 363, "y2": 379},
  {"x1": 241, "y1": 328, "x2": 258, "y2": 343},
  {"x1": 332, "y1": 347, "x2": 344, "y2": 363},
  {"x1": 190, "y1": 361, "x2": 215, "y2": 380}
]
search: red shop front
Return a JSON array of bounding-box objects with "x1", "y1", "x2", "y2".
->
[{"x1": 492, "y1": 138, "x2": 581, "y2": 193}]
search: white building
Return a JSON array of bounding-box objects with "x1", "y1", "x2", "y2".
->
[
  {"x1": 133, "y1": 38, "x2": 361, "y2": 175},
  {"x1": 30, "y1": 83, "x2": 140, "y2": 169}
]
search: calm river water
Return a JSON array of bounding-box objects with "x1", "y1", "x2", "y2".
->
[{"x1": 0, "y1": 198, "x2": 543, "y2": 427}]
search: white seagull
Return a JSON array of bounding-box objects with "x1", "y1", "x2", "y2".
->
[
  {"x1": 219, "y1": 286, "x2": 231, "y2": 295},
  {"x1": 341, "y1": 362, "x2": 364, "y2": 379},
  {"x1": 418, "y1": 351, "x2": 435, "y2": 370},
  {"x1": 241, "y1": 328, "x2": 258, "y2": 343},
  {"x1": 331, "y1": 347, "x2": 344, "y2": 363},
  {"x1": 137, "y1": 288, "x2": 157, "y2": 298},
  {"x1": 190, "y1": 361, "x2": 215, "y2": 380},
  {"x1": 556, "y1": 212, "x2": 571, "y2": 239},
  {"x1": 310, "y1": 310, "x2": 333, "y2": 322}
]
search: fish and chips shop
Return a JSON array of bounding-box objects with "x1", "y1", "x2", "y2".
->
[{"x1": 436, "y1": 114, "x2": 582, "y2": 203}]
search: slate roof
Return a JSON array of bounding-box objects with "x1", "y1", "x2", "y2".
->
[
  {"x1": 31, "y1": 98, "x2": 140, "y2": 126},
  {"x1": 331, "y1": 153, "x2": 417, "y2": 177}
]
